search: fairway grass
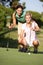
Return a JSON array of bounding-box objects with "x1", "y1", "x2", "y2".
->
[
  {"x1": 0, "y1": 28, "x2": 43, "y2": 65},
  {"x1": 0, "y1": 48, "x2": 43, "y2": 65}
]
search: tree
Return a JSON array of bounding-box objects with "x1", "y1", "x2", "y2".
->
[
  {"x1": 11, "y1": 0, "x2": 20, "y2": 9},
  {"x1": 11, "y1": 0, "x2": 26, "y2": 10},
  {"x1": 0, "y1": 4, "x2": 13, "y2": 30},
  {"x1": 40, "y1": 12, "x2": 43, "y2": 22},
  {"x1": 39, "y1": 0, "x2": 43, "y2": 6},
  {"x1": 22, "y1": 2, "x2": 26, "y2": 9},
  {"x1": 39, "y1": 0, "x2": 43, "y2": 2},
  {"x1": 26, "y1": 11, "x2": 43, "y2": 27}
]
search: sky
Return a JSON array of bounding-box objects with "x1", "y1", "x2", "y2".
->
[{"x1": 19, "y1": 0, "x2": 43, "y2": 13}]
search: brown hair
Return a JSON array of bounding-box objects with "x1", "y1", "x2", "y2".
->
[{"x1": 16, "y1": 4, "x2": 23, "y2": 10}]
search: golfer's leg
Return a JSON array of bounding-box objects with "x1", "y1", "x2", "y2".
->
[{"x1": 33, "y1": 40, "x2": 39, "y2": 53}]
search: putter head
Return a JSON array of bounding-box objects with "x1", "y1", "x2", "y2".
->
[{"x1": 6, "y1": 48, "x2": 9, "y2": 51}]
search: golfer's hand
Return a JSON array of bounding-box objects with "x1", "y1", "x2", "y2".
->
[
  {"x1": 31, "y1": 27, "x2": 35, "y2": 31},
  {"x1": 9, "y1": 23, "x2": 16, "y2": 29}
]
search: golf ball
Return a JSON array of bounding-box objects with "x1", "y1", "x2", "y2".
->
[{"x1": 28, "y1": 52, "x2": 31, "y2": 55}]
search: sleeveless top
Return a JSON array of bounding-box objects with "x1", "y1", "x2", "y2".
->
[
  {"x1": 22, "y1": 21, "x2": 38, "y2": 40},
  {"x1": 15, "y1": 11, "x2": 26, "y2": 23}
]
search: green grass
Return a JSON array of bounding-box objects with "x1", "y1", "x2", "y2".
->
[
  {"x1": 0, "y1": 48, "x2": 43, "y2": 65},
  {"x1": 0, "y1": 28, "x2": 43, "y2": 65}
]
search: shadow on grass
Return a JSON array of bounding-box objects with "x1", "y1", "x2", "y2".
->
[
  {"x1": 28, "y1": 51, "x2": 43, "y2": 54},
  {"x1": 0, "y1": 37, "x2": 18, "y2": 48},
  {"x1": 0, "y1": 27, "x2": 18, "y2": 48},
  {"x1": 38, "y1": 51, "x2": 43, "y2": 54}
]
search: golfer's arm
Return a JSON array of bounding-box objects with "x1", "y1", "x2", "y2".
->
[
  {"x1": 35, "y1": 25, "x2": 40, "y2": 32},
  {"x1": 12, "y1": 13, "x2": 16, "y2": 26},
  {"x1": 20, "y1": 30, "x2": 25, "y2": 38}
]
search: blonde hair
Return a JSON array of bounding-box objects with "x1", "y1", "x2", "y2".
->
[
  {"x1": 25, "y1": 12, "x2": 32, "y2": 17},
  {"x1": 25, "y1": 12, "x2": 33, "y2": 24}
]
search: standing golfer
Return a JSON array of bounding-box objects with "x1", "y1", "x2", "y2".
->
[
  {"x1": 9, "y1": 4, "x2": 26, "y2": 34},
  {"x1": 8, "y1": 4, "x2": 26, "y2": 51},
  {"x1": 19, "y1": 12, "x2": 40, "y2": 53}
]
